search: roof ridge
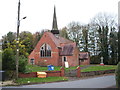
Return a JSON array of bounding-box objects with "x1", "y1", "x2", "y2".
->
[{"x1": 46, "y1": 32, "x2": 75, "y2": 47}]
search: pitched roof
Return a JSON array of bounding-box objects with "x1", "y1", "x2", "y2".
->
[
  {"x1": 28, "y1": 50, "x2": 35, "y2": 59},
  {"x1": 45, "y1": 32, "x2": 76, "y2": 56},
  {"x1": 60, "y1": 44, "x2": 74, "y2": 56},
  {"x1": 45, "y1": 32, "x2": 74, "y2": 47},
  {"x1": 79, "y1": 52, "x2": 89, "y2": 59}
]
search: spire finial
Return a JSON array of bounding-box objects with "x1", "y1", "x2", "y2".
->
[{"x1": 51, "y1": 5, "x2": 59, "y2": 34}]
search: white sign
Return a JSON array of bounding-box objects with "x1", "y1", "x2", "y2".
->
[{"x1": 65, "y1": 62, "x2": 69, "y2": 68}]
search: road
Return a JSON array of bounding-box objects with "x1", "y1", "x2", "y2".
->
[{"x1": 2, "y1": 75, "x2": 116, "y2": 88}]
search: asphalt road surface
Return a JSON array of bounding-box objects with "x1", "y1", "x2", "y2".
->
[{"x1": 3, "y1": 75, "x2": 116, "y2": 88}]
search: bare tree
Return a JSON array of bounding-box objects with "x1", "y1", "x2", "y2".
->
[
  {"x1": 67, "y1": 21, "x2": 82, "y2": 48},
  {"x1": 67, "y1": 22, "x2": 90, "y2": 52},
  {"x1": 90, "y1": 12, "x2": 117, "y2": 27}
]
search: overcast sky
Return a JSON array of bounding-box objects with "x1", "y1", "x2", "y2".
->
[{"x1": 0, "y1": 0, "x2": 119, "y2": 39}]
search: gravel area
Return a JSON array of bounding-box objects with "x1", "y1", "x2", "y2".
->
[{"x1": 0, "y1": 80, "x2": 17, "y2": 86}]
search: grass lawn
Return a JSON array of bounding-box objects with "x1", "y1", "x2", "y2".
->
[
  {"x1": 81, "y1": 65, "x2": 117, "y2": 72},
  {"x1": 25, "y1": 64, "x2": 117, "y2": 73},
  {"x1": 25, "y1": 64, "x2": 84, "y2": 73},
  {"x1": 15, "y1": 77, "x2": 68, "y2": 85},
  {"x1": 25, "y1": 65, "x2": 61, "y2": 73}
]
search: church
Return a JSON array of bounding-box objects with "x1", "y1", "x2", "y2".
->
[{"x1": 28, "y1": 6, "x2": 90, "y2": 67}]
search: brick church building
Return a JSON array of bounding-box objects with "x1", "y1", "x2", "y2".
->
[{"x1": 28, "y1": 6, "x2": 90, "y2": 67}]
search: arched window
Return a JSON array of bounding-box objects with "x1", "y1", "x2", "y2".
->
[{"x1": 40, "y1": 44, "x2": 51, "y2": 57}]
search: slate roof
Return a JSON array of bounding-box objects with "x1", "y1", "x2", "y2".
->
[
  {"x1": 79, "y1": 52, "x2": 89, "y2": 59},
  {"x1": 46, "y1": 32, "x2": 74, "y2": 47},
  {"x1": 45, "y1": 32, "x2": 76, "y2": 56},
  {"x1": 60, "y1": 44, "x2": 74, "y2": 56}
]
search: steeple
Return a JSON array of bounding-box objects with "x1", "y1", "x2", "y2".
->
[{"x1": 51, "y1": 6, "x2": 59, "y2": 34}]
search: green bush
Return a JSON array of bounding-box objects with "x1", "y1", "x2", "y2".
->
[
  {"x1": 2, "y1": 48, "x2": 28, "y2": 80},
  {"x1": 5, "y1": 70, "x2": 16, "y2": 80},
  {"x1": 2, "y1": 48, "x2": 16, "y2": 70},
  {"x1": 115, "y1": 62, "x2": 120, "y2": 88},
  {"x1": 90, "y1": 55, "x2": 101, "y2": 64},
  {"x1": 19, "y1": 55, "x2": 28, "y2": 73}
]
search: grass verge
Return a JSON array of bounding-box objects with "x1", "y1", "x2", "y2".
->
[
  {"x1": 81, "y1": 65, "x2": 117, "y2": 72},
  {"x1": 15, "y1": 77, "x2": 68, "y2": 85}
]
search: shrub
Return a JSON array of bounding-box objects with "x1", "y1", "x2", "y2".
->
[
  {"x1": 90, "y1": 55, "x2": 101, "y2": 64},
  {"x1": 2, "y1": 48, "x2": 16, "y2": 70},
  {"x1": 5, "y1": 70, "x2": 16, "y2": 80},
  {"x1": 115, "y1": 62, "x2": 120, "y2": 88},
  {"x1": 19, "y1": 55, "x2": 28, "y2": 73}
]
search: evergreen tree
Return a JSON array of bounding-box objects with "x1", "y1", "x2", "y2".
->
[
  {"x1": 2, "y1": 32, "x2": 16, "y2": 50},
  {"x1": 82, "y1": 26, "x2": 89, "y2": 52},
  {"x1": 109, "y1": 27, "x2": 118, "y2": 64}
]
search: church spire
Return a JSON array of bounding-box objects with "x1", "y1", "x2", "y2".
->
[{"x1": 51, "y1": 6, "x2": 59, "y2": 34}]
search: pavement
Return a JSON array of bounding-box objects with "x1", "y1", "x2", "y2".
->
[{"x1": 0, "y1": 80, "x2": 17, "y2": 87}]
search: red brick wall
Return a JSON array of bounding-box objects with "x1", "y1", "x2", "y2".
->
[
  {"x1": 79, "y1": 52, "x2": 90, "y2": 65},
  {"x1": 66, "y1": 56, "x2": 74, "y2": 66},
  {"x1": 19, "y1": 68, "x2": 65, "y2": 78},
  {"x1": 81, "y1": 69, "x2": 115, "y2": 77},
  {"x1": 19, "y1": 71, "x2": 61, "y2": 78},
  {"x1": 67, "y1": 47, "x2": 79, "y2": 66},
  {"x1": 73, "y1": 47, "x2": 79, "y2": 66},
  {"x1": 19, "y1": 72, "x2": 37, "y2": 78},
  {"x1": 46, "y1": 71, "x2": 61, "y2": 77},
  {"x1": 80, "y1": 59, "x2": 90, "y2": 65},
  {"x1": 61, "y1": 47, "x2": 79, "y2": 67},
  {"x1": 79, "y1": 55, "x2": 90, "y2": 65},
  {"x1": 76, "y1": 66, "x2": 81, "y2": 77},
  {"x1": 28, "y1": 32, "x2": 90, "y2": 66},
  {"x1": 28, "y1": 32, "x2": 60, "y2": 66},
  {"x1": 28, "y1": 51, "x2": 35, "y2": 64}
]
